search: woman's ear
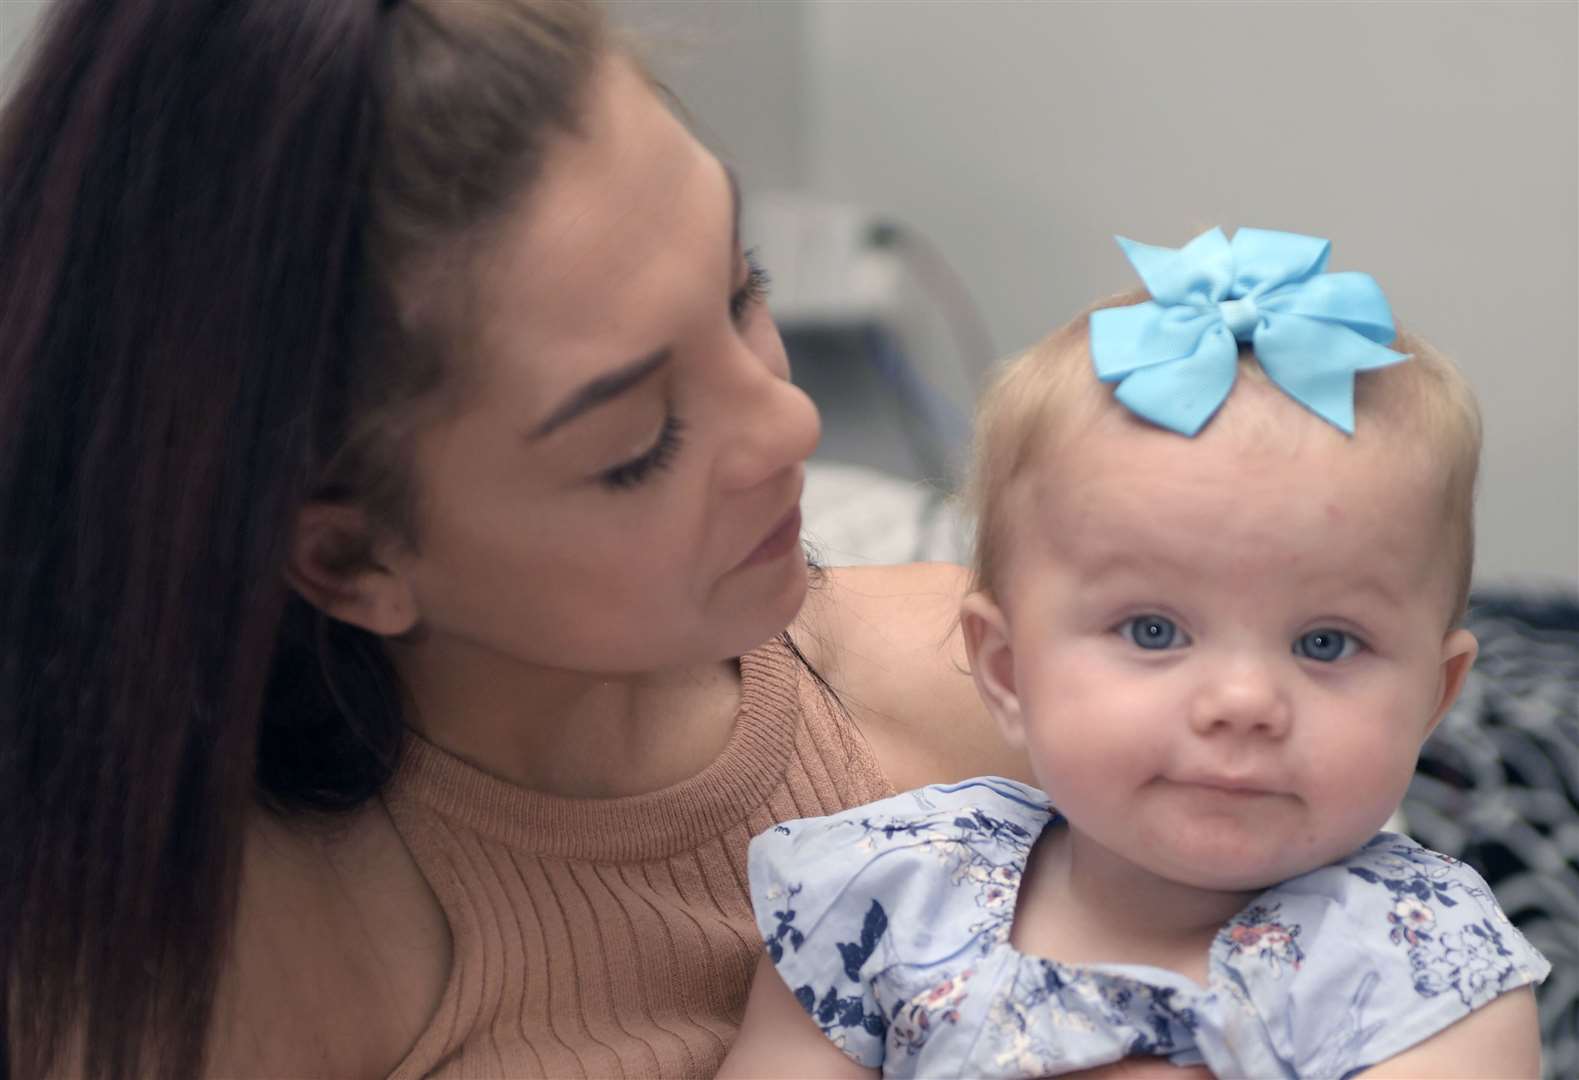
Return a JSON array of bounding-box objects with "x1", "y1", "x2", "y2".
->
[
  {"x1": 960, "y1": 591, "x2": 1027, "y2": 750},
  {"x1": 1424, "y1": 627, "x2": 1478, "y2": 740},
  {"x1": 286, "y1": 502, "x2": 418, "y2": 637}
]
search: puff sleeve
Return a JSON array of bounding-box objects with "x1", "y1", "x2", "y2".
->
[
  {"x1": 1198, "y1": 833, "x2": 1552, "y2": 1077},
  {"x1": 746, "y1": 779, "x2": 1051, "y2": 1070}
]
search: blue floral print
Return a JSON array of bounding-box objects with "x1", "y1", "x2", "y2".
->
[
  {"x1": 1347, "y1": 839, "x2": 1530, "y2": 1011},
  {"x1": 747, "y1": 778, "x2": 1549, "y2": 1078}
]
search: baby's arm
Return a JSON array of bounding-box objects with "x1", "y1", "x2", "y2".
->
[
  {"x1": 1351, "y1": 985, "x2": 1541, "y2": 1079},
  {"x1": 717, "y1": 955, "x2": 877, "y2": 1080}
]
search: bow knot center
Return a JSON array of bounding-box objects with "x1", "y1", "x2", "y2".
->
[{"x1": 1218, "y1": 296, "x2": 1260, "y2": 341}]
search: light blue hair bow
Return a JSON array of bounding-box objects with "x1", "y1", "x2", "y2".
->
[{"x1": 1089, "y1": 227, "x2": 1409, "y2": 436}]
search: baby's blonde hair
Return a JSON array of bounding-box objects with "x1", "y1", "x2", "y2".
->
[{"x1": 967, "y1": 288, "x2": 1483, "y2": 623}]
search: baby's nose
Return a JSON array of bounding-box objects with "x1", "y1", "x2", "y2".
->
[{"x1": 1187, "y1": 658, "x2": 1292, "y2": 739}]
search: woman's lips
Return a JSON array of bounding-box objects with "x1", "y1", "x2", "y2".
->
[{"x1": 739, "y1": 507, "x2": 802, "y2": 568}]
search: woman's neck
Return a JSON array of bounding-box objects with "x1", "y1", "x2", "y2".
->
[
  {"x1": 390, "y1": 637, "x2": 743, "y2": 798},
  {"x1": 1014, "y1": 823, "x2": 1262, "y2": 983}
]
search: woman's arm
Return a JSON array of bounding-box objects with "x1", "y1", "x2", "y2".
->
[
  {"x1": 797, "y1": 562, "x2": 1036, "y2": 792},
  {"x1": 717, "y1": 955, "x2": 877, "y2": 1080},
  {"x1": 720, "y1": 954, "x2": 1214, "y2": 1080},
  {"x1": 1351, "y1": 986, "x2": 1541, "y2": 1079}
]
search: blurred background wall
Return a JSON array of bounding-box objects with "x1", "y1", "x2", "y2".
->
[
  {"x1": 610, "y1": 0, "x2": 1578, "y2": 589},
  {"x1": 0, "y1": 2, "x2": 46, "y2": 81},
  {"x1": 5, "y1": 1, "x2": 1574, "y2": 587}
]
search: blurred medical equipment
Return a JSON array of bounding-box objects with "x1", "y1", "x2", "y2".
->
[{"x1": 744, "y1": 192, "x2": 992, "y2": 490}]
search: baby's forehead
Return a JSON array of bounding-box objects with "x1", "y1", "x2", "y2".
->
[
  {"x1": 1006, "y1": 474, "x2": 1449, "y2": 636},
  {"x1": 1018, "y1": 400, "x2": 1448, "y2": 562},
  {"x1": 1063, "y1": 357, "x2": 1419, "y2": 464}
]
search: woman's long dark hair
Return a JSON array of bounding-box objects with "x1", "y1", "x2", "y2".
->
[{"x1": 0, "y1": 1, "x2": 601, "y2": 1075}]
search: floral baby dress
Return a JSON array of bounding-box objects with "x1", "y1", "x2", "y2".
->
[{"x1": 748, "y1": 777, "x2": 1550, "y2": 1077}]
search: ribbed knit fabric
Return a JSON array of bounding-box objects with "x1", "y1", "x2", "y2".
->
[{"x1": 382, "y1": 637, "x2": 894, "y2": 1079}]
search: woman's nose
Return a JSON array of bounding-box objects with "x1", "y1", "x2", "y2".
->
[
  {"x1": 1187, "y1": 656, "x2": 1293, "y2": 740},
  {"x1": 715, "y1": 356, "x2": 821, "y2": 493}
]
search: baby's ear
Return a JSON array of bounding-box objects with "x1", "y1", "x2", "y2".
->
[
  {"x1": 286, "y1": 501, "x2": 419, "y2": 637},
  {"x1": 960, "y1": 592, "x2": 1027, "y2": 749},
  {"x1": 1424, "y1": 628, "x2": 1478, "y2": 740}
]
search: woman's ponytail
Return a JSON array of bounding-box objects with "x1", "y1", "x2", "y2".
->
[{"x1": 0, "y1": 1, "x2": 386, "y2": 1072}]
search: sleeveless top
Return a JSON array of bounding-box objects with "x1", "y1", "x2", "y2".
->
[
  {"x1": 380, "y1": 637, "x2": 895, "y2": 1079},
  {"x1": 748, "y1": 777, "x2": 1551, "y2": 1078}
]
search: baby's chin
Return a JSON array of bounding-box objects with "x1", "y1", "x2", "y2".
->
[
  {"x1": 1144, "y1": 829, "x2": 1392, "y2": 895},
  {"x1": 1124, "y1": 791, "x2": 1402, "y2": 890}
]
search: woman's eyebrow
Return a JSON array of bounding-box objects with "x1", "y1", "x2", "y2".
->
[
  {"x1": 526, "y1": 164, "x2": 739, "y2": 442},
  {"x1": 528, "y1": 349, "x2": 671, "y2": 440}
]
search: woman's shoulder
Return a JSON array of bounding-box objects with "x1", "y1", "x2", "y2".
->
[
  {"x1": 793, "y1": 563, "x2": 1033, "y2": 790},
  {"x1": 207, "y1": 800, "x2": 450, "y2": 1079},
  {"x1": 795, "y1": 562, "x2": 967, "y2": 663}
]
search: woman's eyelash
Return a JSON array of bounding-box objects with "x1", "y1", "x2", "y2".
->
[
  {"x1": 729, "y1": 248, "x2": 771, "y2": 323},
  {"x1": 597, "y1": 250, "x2": 762, "y2": 492},
  {"x1": 597, "y1": 250, "x2": 763, "y2": 492},
  {"x1": 599, "y1": 414, "x2": 686, "y2": 491}
]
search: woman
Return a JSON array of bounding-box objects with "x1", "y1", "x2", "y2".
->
[{"x1": 1, "y1": 2, "x2": 1026, "y2": 1076}]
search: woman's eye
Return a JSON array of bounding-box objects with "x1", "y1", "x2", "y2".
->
[
  {"x1": 729, "y1": 248, "x2": 771, "y2": 324},
  {"x1": 1293, "y1": 628, "x2": 1361, "y2": 663},
  {"x1": 599, "y1": 414, "x2": 685, "y2": 491},
  {"x1": 1120, "y1": 615, "x2": 1185, "y2": 651}
]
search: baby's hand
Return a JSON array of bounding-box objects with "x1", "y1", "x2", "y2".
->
[{"x1": 1057, "y1": 1058, "x2": 1213, "y2": 1080}]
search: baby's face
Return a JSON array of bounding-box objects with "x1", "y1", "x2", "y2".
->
[{"x1": 994, "y1": 395, "x2": 1474, "y2": 893}]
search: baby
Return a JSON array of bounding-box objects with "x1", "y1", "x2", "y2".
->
[{"x1": 720, "y1": 228, "x2": 1549, "y2": 1078}]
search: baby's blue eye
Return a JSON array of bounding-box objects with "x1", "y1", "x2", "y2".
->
[
  {"x1": 1293, "y1": 629, "x2": 1357, "y2": 662},
  {"x1": 1122, "y1": 615, "x2": 1181, "y2": 650}
]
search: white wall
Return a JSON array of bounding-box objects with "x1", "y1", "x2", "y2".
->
[
  {"x1": 606, "y1": 0, "x2": 808, "y2": 194},
  {"x1": 0, "y1": 1, "x2": 48, "y2": 90},
  {"x1": 641, "y1": 0, "x2": 1578, "y2": 588},
  {"x1": 829, "y1": 2, "x2": 1578, "y2": 587}
]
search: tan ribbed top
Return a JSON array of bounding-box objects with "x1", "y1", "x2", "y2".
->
[{"x1": 382, "y1": 638, "x2": 894, "y2": 1078}]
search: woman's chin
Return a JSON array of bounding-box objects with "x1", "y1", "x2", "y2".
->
[{"x1": 722, "y1": 546, "x2": 812, "y2": 656}]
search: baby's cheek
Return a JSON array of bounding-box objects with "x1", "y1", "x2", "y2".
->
[{"x1": 1308, "y1": 758, "x2": 1410, "y2": 846}]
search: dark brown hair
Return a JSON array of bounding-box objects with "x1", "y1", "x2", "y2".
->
[{"x1": 0, "y1": 1, "x2": 602, "y2": 1075}]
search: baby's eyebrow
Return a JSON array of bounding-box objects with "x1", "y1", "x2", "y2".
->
[
  {"x1": 1073, "y1": 545, "x2": 1187, "y2": 581},
  {"x1": 1332, "y1": 574, "x2": 1405, "y2": 609}
]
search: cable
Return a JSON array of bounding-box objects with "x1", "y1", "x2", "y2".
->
[
  {"x1": 869, "y1": 220, "x2": 999, "y2": 389},
  {"x1": 859, "y1": 321, "x2": 966, "y2": 485}
]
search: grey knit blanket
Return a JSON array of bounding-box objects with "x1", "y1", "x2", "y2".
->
[{"x1": 1405, "y1": 593, "x2": 1578, "y2": 1079}]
